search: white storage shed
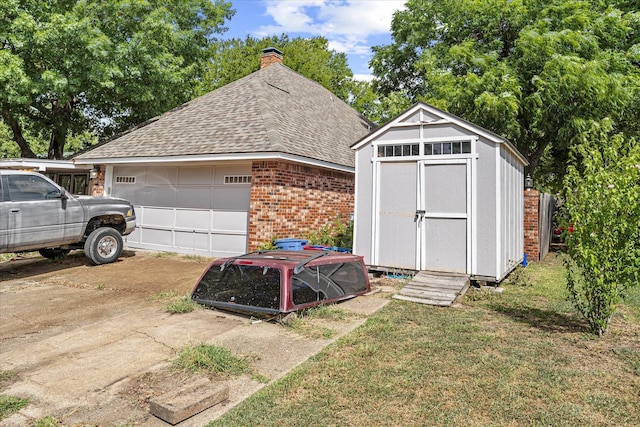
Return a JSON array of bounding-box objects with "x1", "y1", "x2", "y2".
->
[{"x1": 352, "y1": 102, "x2": 528, "y2": 282}]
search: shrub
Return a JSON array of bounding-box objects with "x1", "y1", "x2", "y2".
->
[
  {"x1": 562, "y1": 120, "x2": 640, "y2": 336},
  {"x1": 306, "y1": 215, "x2": 353, "y2": 248}
]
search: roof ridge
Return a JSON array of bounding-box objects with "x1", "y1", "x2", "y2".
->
[{"x1": 251, "y1": 77, "x2": 286, "y2": 152}]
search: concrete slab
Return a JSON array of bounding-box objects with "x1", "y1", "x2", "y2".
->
[{"x1": 0, "y1": 252, "x2": 391, "y2": 426}]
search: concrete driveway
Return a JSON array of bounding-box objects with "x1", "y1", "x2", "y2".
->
[{"x1": 0, "y1": 251, "x2": 388, "y2": 426}]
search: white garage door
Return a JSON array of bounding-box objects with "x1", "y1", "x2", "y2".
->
[{"x1": 111, "y1": 165, "x2": 250, "y2": 257}]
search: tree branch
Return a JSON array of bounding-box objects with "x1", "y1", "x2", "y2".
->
[{"x1": 1, "y1": 109, "x2": 37, "y2": 158}]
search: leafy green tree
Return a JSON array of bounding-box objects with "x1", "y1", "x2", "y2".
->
[
  {"x1": 200, "y1": 35, "x2": 354, "y2": 102},
  {"x1": 0, "y1": 0, "x2": 233, "y2": 159},
  {"x1": 371, "y1": 0, "x2": 640, "y2": 190},
  {"x1": 348, "y1": 80, "x2": 411, "y2": 125},
  {"x1": 563, "y1": 119, "x2": 640, "y2": 336}
]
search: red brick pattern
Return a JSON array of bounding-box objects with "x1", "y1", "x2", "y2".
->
[
  {"x1": 248, "y1": 160, "x2": 354, "y2": 250},
  {"x1": 260, "y1": 52, "x2": 283, "y2": 69},
  {"x1": 524, "y1": 189, "x2": 540, "y2": 261},
  {"x1": 90, "y1": 165, "x2": 105, "y2": 197}
]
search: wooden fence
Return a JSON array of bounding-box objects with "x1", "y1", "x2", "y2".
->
[{"x1": 538, "y1": 193, "x2": 555, "y2": 261}]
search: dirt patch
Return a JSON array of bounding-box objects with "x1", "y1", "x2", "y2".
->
[{"x1": 0, "y1": 250, "x2": 389, "y2": 426}]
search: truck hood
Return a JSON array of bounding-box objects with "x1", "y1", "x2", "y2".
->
[{"x1": 74, "y1": 195, "x2": 133, "y2": 206}]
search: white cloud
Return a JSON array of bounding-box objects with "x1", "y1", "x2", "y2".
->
[
  {"x1": 255, "y1": 0, "x2": 405, "y2": 55},
  {"x1": 353, "y1": 73, "x2": 375, "y2": 82}
]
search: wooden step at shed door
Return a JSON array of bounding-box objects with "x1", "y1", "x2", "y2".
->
[{"x1": 394, "y1": 271, "x2": 470, "y2": 307}]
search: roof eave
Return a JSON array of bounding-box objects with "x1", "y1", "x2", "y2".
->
[{"x1": 73, "y1": 152, "x2": 355, "y2": 173}]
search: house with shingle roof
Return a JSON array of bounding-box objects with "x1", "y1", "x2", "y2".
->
[{"x1": 71, "y1": 48, "x2": 374, "y2": 257}]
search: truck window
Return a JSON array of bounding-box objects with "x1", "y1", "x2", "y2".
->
[
  {"x1": 193, "y1": 264, "x2": 281, "y2": 310},
  {"x1": 292, "y1": 261, "x2": 367, "y2": 306},
  {"x1": 8, "y1": 175, "x2": 60, "y2": 201}
]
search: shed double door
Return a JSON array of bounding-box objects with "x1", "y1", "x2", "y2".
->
[{"x1": 375, "y1": 159, "x2": 471, "y2": 273}]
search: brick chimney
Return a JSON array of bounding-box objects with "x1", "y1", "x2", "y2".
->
[{"x1": 260, "y1": 47, "x2": 283, "y2": 69}]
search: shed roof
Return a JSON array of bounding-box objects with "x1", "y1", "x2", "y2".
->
[
  {"x1": 352, "y1": 102, "x2": 528, "y2": 166},
  {"x1": 74, "y1": 63, "x2": 373, "y2": 169}
]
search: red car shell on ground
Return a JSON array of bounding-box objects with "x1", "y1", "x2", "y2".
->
[{"x1": 191, "y1": 250, "x2": 371, "y2": 316}]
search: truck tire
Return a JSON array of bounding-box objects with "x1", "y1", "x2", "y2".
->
[
  {"x1": 84, "y1": 227, "x2": 123, "y2": 265},
  {"x1": 39, "y1": 248, "x2": 71, "y2": 259}
]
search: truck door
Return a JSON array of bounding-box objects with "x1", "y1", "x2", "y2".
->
[{"x1": 6, "y1": 173, "x2": 67, "y2": 250}]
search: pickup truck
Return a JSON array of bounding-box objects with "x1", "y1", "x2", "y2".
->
[{"x1": 0, "y1": 169, "x2": 136, "y2": 265}]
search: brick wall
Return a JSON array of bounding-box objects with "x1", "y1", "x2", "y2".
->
[
  {"x1": 90, "y1": 165, "x2": 105, "y2": 197},
  {"x1": 524, "y1": 189, "x2": 540, "y2": 261},
  {"x1": 248, "y1": 160, "x2": 354, "y2": 250}
]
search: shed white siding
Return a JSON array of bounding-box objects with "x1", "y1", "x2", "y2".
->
[{"x1": 353, "y1": 103, "x2": 527, "y2": 281}]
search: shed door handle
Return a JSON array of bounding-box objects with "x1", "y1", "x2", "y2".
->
[{"x1": 10, "y1": 209, "x2": 20, "y2": 213}]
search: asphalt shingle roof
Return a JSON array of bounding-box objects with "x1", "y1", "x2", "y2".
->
[{"x1": 75, "y1": 63, "x2": 373, "y2": 168}]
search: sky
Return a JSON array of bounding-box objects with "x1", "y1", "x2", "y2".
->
[{"x1": 222, "y1": 0, "x2": 407, "y2": 80}]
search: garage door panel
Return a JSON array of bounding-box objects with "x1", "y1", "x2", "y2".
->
[
  {"x1": 176, "y1": 187, "x2": 212, "y2": 209},
  {"x1": 211, "y1": 234, "x2": 247, "y2": 255},
  {"x1": 142, "y1": 186, "x2": 177, "y2": 207},
  {"x1": 175, "y1": 231, "x2": 210, "y2": 250},
  {"x1": 141, "y1": 208, "x2": 174, "y2": 228},
  {"x1": 211, "y1": 211, "x2": 247, "y2": 232},
  {"x1": 113, "y1": 186, "x2": 145, "y2": 205},
  {"x1": 212, "y1": 187, "x2": 250, "y2": 210},
  {"x1": 146, "y1": 167, "x2": 178, "y2": 185},
  {"x1": 142, "y1": 228, "x2": 173, "y2": 247},
  {"x1": 125, "y1": 227, "x2": 141, "y2": 244},
  {"x1": 178, "y1": 167, "x2": 214, "y2": 185},
  {"x1": 175, "y1": 209, "x2": 211, "y2": 230}
]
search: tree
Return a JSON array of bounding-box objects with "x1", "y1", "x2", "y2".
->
[
  {"x1": 348, "y1": 80, "x2": 411, "y2": 125},
  {"x1": 0, "y1": 0, "x2": 233, "y2": 159},
  {"x1": 563, "y1": 119, "x2": 640, "y2": 336},
  {"x1": 370, "y1": 0, "x2": 640, "y2": 190},
  {"x1": 200, "y1": 35, "x2": 354, "y2": 102}
]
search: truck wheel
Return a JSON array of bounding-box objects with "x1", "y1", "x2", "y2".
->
[
  {"x1": 84, "y1": 227, "x2": 123, "y2": 265},
  {"x1": 39, "y1": 248, "x2": 71, "y2": 259}
]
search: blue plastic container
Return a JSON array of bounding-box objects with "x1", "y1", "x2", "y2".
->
[
  {"x1": 328, "y1": 246, "x2": 352, "y2": 253},
  {"x1": 275, "y1": 238, "x2": 309, "y2": 251},
  {"x1": 522, "y1": 253, "x2": 528, "y2": 267}
]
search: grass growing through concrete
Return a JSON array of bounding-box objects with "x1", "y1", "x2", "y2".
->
[
  {"x1": 207, "y1": 253, "x2": 640, "y2": 426},
  {"x1": 173, "y1": 344, "x2": 250, "y2": 377},
  {"x1": 32, "y1": 416, "x2": 59, "y2": 427},
  {"x1": 165, "y1": 295, "x2": 199, "y2": 313},
  {"x1": 151, "y1": 291, "x2": 200, "y2": 314},
  {"x1": 0, "y1": 395, "x2": 29, "y2": 420},
  {"x1": 280, "y1": 305, "x2": 356, "y2": 339}
]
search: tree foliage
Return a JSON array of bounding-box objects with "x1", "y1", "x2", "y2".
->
[
  {"x1": 348, "y1": 81, "x2": 411, "y2": 125},
  {"x1": 371, "y1": 0, "x2": 640, "y2": 190},
  {"x1": 562, "y1": 119, "x2": 640, "y2": 336},
  {"x1": 0, "y1": 0, "x2": 233, "y2": 159},
  {"x1": 200, "y1": 34, "x2": 354, "y2": 102}
]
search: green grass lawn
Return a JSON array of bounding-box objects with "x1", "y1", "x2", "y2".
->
[{"x1": 208, "y1": 252, "x2": 640, "y2": 426}]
